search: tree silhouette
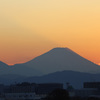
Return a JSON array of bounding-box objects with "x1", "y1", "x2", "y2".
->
[{"x1": 43, "y1": 88, "x2": 70, "y2": 100}]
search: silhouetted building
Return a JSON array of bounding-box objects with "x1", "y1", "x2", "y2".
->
[
  {"x1": 2, "y1": 82, "x2": 63, "y2": 100},
  {"x1": 75, "y1": 82, "x2": 100, "y2": 98},
  {"x1": 5, "y1": 82, "x2": 37, "y2": 93},
  {"x1": 36, "y1": 83, "x2": 63, "y2": 95},
  {"x1": 84, "y1": 82, "x2": 100, "y2": 89}
]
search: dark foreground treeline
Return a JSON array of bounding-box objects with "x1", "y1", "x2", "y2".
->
[{"x1": 42, "y1": 89, "x2": 100, "y2": 100}]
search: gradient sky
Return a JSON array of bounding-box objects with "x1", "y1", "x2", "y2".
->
[{"x1": 0, "y1": 0, "x2": 100, "y2": 65}]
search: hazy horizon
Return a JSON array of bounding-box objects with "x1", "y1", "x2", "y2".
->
[{"x1": 0, "y1": 0, "x2": 100, "y2": 65}]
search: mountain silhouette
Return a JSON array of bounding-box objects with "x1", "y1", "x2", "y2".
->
[
  {"x1": 1, "y1": 70, "x2": 100, "y2": 89},
  {"x1": 0, "y1": 61, "x2": 8, "y2": 67},
  {"x1": 23, "y1": 70, "x2": 100, "y2": 89},
  {"x1": 0, "y1": 61, "x2": 42, "y2": 76},
  {"x1": 23, "y1": 47, "x2": 100, "y2": 74},
  {"x1": 0, "y1": 47, "x2": 100, "y2": 76}
]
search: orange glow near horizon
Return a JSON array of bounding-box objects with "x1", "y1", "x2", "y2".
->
[{"x1": 0, "y1": 0, "x2": 100, "y2": 65}]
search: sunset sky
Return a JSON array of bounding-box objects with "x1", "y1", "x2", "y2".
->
[{"x1": 0, "y1": 0, "x2": 100, "y2": 65}]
